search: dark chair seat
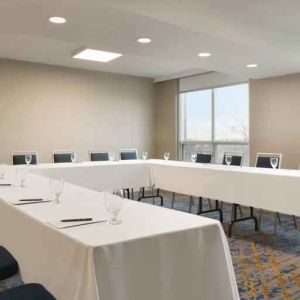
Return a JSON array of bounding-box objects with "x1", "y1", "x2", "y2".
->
[
  {"x1": 0, "y1": 283, "x2": 56, "y2": 300},
  {"x1": 0, "y1": 247, "x2": 18, "y2": 280}
]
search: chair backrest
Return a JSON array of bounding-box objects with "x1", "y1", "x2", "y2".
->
[
  {"x1": 255, "y1": 153, "x2": 282, "y2": 169},
  {"x1": 196, "y1": 152, "x2": 213, "y2": 164},
  {"x1": 53, "y1": 150, "x2": 75, "y2": 163},
  {"x1": 120, "y1": 149, "x2": 138, "y2": 160},
  {"x1": 12, "y1": 151, "x2": 38, "y2": 165},
  {"x1": 89, "y1": 151, "x2": 109, "y2": 162},
  {"x1": 222, "y1": 152, "x2": 243, "y2": 166}
]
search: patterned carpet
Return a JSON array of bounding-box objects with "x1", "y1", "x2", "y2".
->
[
  {"x1": 1, "y1": 191, "x2": 300, "y2": 300},
  {"x1": 154, "y1": 191, "x2": 300, "y2": 300}
]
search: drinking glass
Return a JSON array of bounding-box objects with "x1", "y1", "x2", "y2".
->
[
  {"x1": 25, "y1": 154, "x2": 32, "y2": 166},
  {"x1": 270, "y1": 157, "x2": 279, "y2": 169},
  {"x1": 71, "y1": 153, "x2": 77, "y2": 163},
  {"x1": 225, "y1": 155, "x2": 232, "y2": 166},
  {"x1": 142, "y1": 152, "x2": 148, "y2": 160},
  {"x1": 16, "y1": 168, "x2": 28, "y2": 187},
  {"x1": 50, "y1": 179, "x2": 64, "y2": 204},
  {"x1": 104, "y1": 190, "x2": 124, "y2": 225},
  {"x1": 109, "y1": 152, "x2": 115, "y2": 161},
  {"x1": 164, "y1": 152, "x2": 170, "y2": 160},
  {"x1": 191, "y1": 153, "x2": 197, "y2": 163}
]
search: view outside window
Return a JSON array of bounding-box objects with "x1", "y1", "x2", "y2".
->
[
  {"x1": 184, "y1": 89, "x2": 212, "y2": 141},
  {"x1": 214, "y1": 84, "x2": 249, "y2": 141},
  {"x1": 180, "y1": 83, "x2": 249, "y2": 165}
]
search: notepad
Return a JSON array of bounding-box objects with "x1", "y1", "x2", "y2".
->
[{"x1": 47, "y1": 219, "x2": 107, "y2": 229}]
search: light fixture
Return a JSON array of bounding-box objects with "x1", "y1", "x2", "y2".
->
[
  {"x1": 49, "y1": 17, "x2": 66, "y2": 24},
  {"x1": 137, "y1": 37, "x2": 152, "y2": 44},
  {"x1": 198, "y1": 52, "x2": 211, "y2": 57},
  {"x1": 246, "y1": 64, "x2": 258, "y2": 68},
  {"x1": 72, "y1": 48, "x2": 123, "y2": 63}
]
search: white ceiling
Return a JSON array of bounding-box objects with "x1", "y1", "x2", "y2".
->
[{"x1": 1, "y1": 0, "x2": 300, "y2": 80}]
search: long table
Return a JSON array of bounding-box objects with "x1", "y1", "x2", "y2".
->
[
  {"x1": 0, "y1": 163, "x2": 239, "y2": 300},
  {"x1": 150, "y1": 160, "x2": 300, "y2": 217}
]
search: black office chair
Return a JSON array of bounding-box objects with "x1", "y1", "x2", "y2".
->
[
  {"x1": 196, "y1": 153, "x2": 213, "y2": 164},
  {"x1": 120, "y1": 149, "x2": 138, "y2": 160},
  {"x1": 119, "y1": 149, "x2": 138, "y2": 199},
  {"x1": 12, "y1": 152, "x2": 38, "y2": 165},
  {"x1": 0, "y1": 283, "x2": 56, "y2": 300},
  {"x1": 222, "y1": 153, "x2": 243, "y2": 166},
  {"x1": 53, "y1": 151, "x2": 74, "y2": 163},
  {"x1": 0, "y1": 246, "x2": 18, "y2": 281},
  {"x1": 89, "y1": 151, "x2": 109, "y2": 162}
]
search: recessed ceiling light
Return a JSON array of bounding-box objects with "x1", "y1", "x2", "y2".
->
[
  {"x1": 246, "y1": 64, "x2": 258, "y2": 68},
  {"x1": 137, "y1": 37, "x2": 152, "y2": 44},
  {"x1": 49, "y1": 16, "x2": 66, "y2": 24},
  {"x1": 72, "y1": 48, "x2": 123, "y2": 63},
  {"x1": 198, "y1": 52, "x2": 211, "y2": 57}
]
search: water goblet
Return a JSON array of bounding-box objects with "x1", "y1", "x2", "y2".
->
[
  {"x1": 109, "y1": 152, "x2": 115, "y2": 161},
  {"x1": 104, "y1": 190, "x2": 124, "y2": 225},
  {"x1": 191, "y1": 153, "x2": 197, "y2": 163},
  {"x1": 270, "y1": 157, "x2": 279, "y2": 169},
  {"x1": 71, "y1": 153, "x2": 77, "y2": 163},
  {"x1": 142, "y1": 152, "x2": 148, "y2": 160},
  {"x1": 25, "y1": 154, "x2": 32, "y2": 166},
  {"x1": 164, "y1": 152, "x2": 170, "y2": 161},
  {"x1": 16, "y1": 168, "x2": 28, "y2": 187},
  {"x1": 50, "y1": 178, "x2": 64, "y2": 204},
  {"x1": 225, "y1": 155, "x2": 232, "y2": 166}
]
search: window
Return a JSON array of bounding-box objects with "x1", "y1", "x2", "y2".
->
[
  {"x1": 179, "y1": 83, "x2": 249, "y2": 165},
  {"x1": 184, "y1": 89, "x2": 212, "y2": 141},
  {"x1": 214, "y1": 84, "x2": 249, "y2": 142}
]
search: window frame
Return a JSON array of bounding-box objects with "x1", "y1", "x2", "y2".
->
[{"x1": 178, "y1": 82, "x2": 249, "y2": 161}]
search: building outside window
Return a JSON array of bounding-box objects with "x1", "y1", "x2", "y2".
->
[{"x1": 179, "y1": 83, "x2": 249, "y2": 165}]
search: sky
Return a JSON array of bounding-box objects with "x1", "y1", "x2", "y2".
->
[{"x1": 183, "y1": 83, "x2": 249, "y2": 141}]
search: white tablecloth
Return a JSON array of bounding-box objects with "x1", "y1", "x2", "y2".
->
[
  {"x1": 32, "y1": 160, "x2": 152, "y2": 191},
  {"x1": 0, "y1": 173, "x2": 239, "y2": 300},
  {"x1": 150, "y1": 160, "x2": 300, "y2": 216}
]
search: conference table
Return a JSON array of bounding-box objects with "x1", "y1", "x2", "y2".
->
[
  {"x1": 29, "y1": 159, "x2": 300, "y2": 216},
  {"x1": 0, "y1": 160, "x2": 239, "y2": 300},
  {"x1": 150, "y1": 160, "x2": 300, "y2": 217}
]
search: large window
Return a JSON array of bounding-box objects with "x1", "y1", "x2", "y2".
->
[{"x1": 179, "y1": 83, "x2": 249, "y2": 165}]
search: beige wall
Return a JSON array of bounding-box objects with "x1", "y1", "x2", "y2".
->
[
  {"x1": 153, "y1": 80, "x2": 178, "y2": 159},
  {"x1": 250, "y1": 73, "x2": 300, "y2": 169},
  {"x1": 0, "y1": 59, "x2": 155, "y2": 164}
]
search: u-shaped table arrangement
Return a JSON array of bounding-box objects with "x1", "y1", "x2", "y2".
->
[{"x1": 1, "y1": 159, "x2": 299, "y2": 300}]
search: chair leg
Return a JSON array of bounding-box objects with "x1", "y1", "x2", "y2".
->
[
  {"x1": 238, "y1": 205, "x2": 244, "y2": 218},
  {"x1": 126, "y1": 189, "x2": 130, "y2": 199},
  {"x1": 273, "y1": 212, "x2": 282, "y2": 234},
  {"x1": 151, "y1": 186, "x2": 155, "y2": 204},
  {"x1": 258, "y1": 209, "x2": 262, "y2": 230},
  {"x1": 207, "y1": 199, "x2": 212, "y2": 209},
  {"x1": 277, "y1": 212, "x2": 282, "y2": 226},
  {"x1": 171, "y1": 192, "x2": 175, "y2": 209},
  {"x1": 189, "y1": 196, "x2": 193, "y2": 213},
  {"x1": 293, "y1": 215, "x2": 298, "y2": 229},
  {"x1": 138, "y1": 187, "x2": 143, "y2": 199}
]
